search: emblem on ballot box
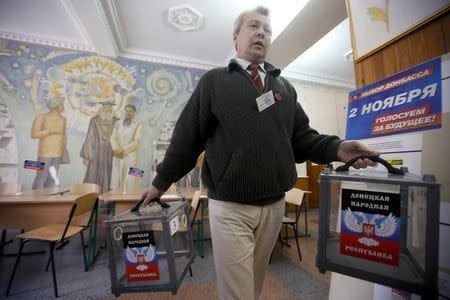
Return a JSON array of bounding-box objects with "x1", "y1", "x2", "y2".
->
[
  {"x1": 123, "y1": 231, "x2": 160, "y2": 282},
  {"x1": 343, "y1": 208, "x2": 398, "y2": 248},
  {"x1": 340, "y1": 187, "x2": 401, "y2": 266},
  {"x1": 362, "y1": 223, "x2": 375, "y2": 238}
]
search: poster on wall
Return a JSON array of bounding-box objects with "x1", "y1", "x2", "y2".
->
[
  {"x1": 358, "y1": 133, "x2": 422, "y2": 175},
  {"x1": 346, "y1": 0, "x2": 449, "y2": 61},
  {"x1": 340, "y1": 181, "x2": 401, "y2": 266},
  {"x1": 346, "y1": 57, "x2": 442, "y2": 140}
]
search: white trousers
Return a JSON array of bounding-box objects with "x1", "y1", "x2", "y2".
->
[{"x1": 208, "y1": 198, "x2": 285, "y2": 300}]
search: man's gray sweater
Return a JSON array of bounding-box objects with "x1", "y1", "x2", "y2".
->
[{"x1": 152, "y1": 60, "x2": 342, "y2": 204}]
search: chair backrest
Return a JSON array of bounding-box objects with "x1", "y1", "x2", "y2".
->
[
  {"x1": 190, "y1": 190, "x2": 200, "y2": 213},
  {"x1": 189, "y1": 190, "x2": 201, "y2": 227},
  {"x1": 0, "y1": 182, "x2": 20, "y2": 195},
  {"x1": 166, "y1": 183, "x2": 178, "y2": 194},
  {"x1": 73, "y1": 192, "x2": 100, "y2": 216},
  {"x1": 71, "y1": 183, "x2": 100, "y2": 195},
  {"x1": 285, "y1": 188, "x2": 304, "y2": 207},
  {"x1": 58, "y1": 192, "x2": 99, "y2": 242}
]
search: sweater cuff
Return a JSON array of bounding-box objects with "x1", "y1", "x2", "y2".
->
[
  {"x1": 151, "y1": 174, "x2": 173, "y2": 192},
  {"x1": 326, "y1": 139, "x2": 344, "y2": 162}
]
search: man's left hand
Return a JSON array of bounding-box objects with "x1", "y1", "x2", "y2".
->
[{"x1": 337, "y1": 141, "x2": 380, "y2": 169}]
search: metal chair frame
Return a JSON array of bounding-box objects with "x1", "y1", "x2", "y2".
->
[{"x1": 6, "y1": 192, "x2": 99, "y2": 298}]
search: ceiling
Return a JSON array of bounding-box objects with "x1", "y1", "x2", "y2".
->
[{"x1": 0, "y1": 0, "x2": 355, "y2": 89}]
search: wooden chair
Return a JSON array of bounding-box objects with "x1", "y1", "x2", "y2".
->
[
  {"x1": 6, "y1": 192, "x2": 99, "y2": 297},
  {"x1": 0, "y1": 182, "x2": 20, "y2": 255},
  {"x1": 189, "y1": 191, "x2": 204, "y2": 254},
  {"x1": 70, "y1": 183, "x2": 100, "y2": 194},
  {"x1": 270, "y1": 188, "x2": 308, "y2": 263},
  {"x1": 280, "y1": 188, "x2": 306, "y2": 261},
  {"x1": 71, "y1": 182, "x2": 102, "y2": 251},
  {"x1": 166, "y1": 183, "x2": 178, "y2": 194},
  {"x1": 186, "y1": 190, "x2": 202, "y2": 277}
]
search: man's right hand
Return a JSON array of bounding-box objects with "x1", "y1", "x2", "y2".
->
[{"x1": 141, "y1": 185, "x2": 164, "y2": 207}]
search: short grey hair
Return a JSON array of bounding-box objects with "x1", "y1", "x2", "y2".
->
[
  {"x1": 233, "y1": 6, "x2": 270, "y2": 36},
  {"x1": 46, "y1": 97, "x2": 63, "y2": 110}
]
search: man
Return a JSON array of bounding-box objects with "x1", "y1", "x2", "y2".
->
[
  {"x1": 142, "y1": 6, "x2": 378, "y2": 300},
  {"x1": 31, "y1": 96, "x2": 66, "y2": 189},
  {"x1": 110, "y1": 104, "x2": 144, "y2": 191},
  {"x1": 80, "y1": 101, "x2": 119, "y2": 192}
]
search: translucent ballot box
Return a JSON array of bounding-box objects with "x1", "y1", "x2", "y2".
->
[
  {"x1": 316, "y1": 156, "x2": 440, "y2": 299},
  {"x1": 105, "y1": 199, "x2": 195, "y2": 296}
]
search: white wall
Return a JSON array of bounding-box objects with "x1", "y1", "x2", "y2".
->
[{"x1": 287, "y1": 79, "x2": 351, "y2": 176}]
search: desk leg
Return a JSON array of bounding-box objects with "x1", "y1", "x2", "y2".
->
[
  {"x1": 85, "y1": 202, "x2": 101, "y2": 269},
  {"x1": 284, "y1": 199, "x2": 310, "y2": 242},
  {"x1": 295, "y1": 199, "x2": 310, "y2": 238},
  {"x1": 304, "y1": 199, "x2": 310, "y2": 237},
  {"x1": 192, "y1": 198, "x2": 205, "y2": 258},
  {"x1": 1, "y1": 230, "x2": 13, "y2": 256},
  {"x1": 200, "y1": 199, "x2": 204, "y2": 257},
  {"x1": 109, "y1": 202, "x2": 116, "y2": 217}
]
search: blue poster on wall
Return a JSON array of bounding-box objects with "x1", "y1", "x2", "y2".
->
[{"x1": 346, "y1": 57, "x2": 442, "y2": 140}]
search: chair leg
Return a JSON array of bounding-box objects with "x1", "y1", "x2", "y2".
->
[
  {"x1": 45, "y1": 252, "x2": 51, "y2": 272},
  {"x1": 6, "y1": 239, "x2": 26, "y2": 296},
  {"x1": 291, "y1": 224, "x2": 302, "y2": 261},
  {"x1": 304, "y1": 204, "x2": 309, "y2": 236},
  {"x1": 49, "y1": 242, "x2": 58, "y2": 297},
  {"x1": 189, "y1": 267, "x2": 193, "y2": 277},
  {"x1": 278, "y1": 233, "x2": 284, "y2": 248},
  {"x1": 269, "y1": 250, "x2": 274, "y2": 264},
  {"x1": 1, "y1": 230, "x2": 13, "y2": 256},
  {"x1": 80, "y1": 231, "x2": 88, "y2": 271}
]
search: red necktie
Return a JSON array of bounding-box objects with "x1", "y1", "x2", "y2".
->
[{"x1": 248, "y1": 64, "x2": 264, "y2": 94}]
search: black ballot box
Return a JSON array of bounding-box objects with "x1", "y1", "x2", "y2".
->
[
  {"x1": 104, "y1": 199, "x2": 195, "y2": 296},
  {"x1": 316, "y1": 157, "x2": 440, "y2": 299}
]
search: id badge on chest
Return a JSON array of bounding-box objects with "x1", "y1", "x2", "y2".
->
[{"x1": 256, "y1": 90, "x2": 275, "y2": 112}]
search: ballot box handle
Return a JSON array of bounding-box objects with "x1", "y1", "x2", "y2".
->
[
  {"x1": 335, "y1": 155, "x2": 404, "y2": 175},
  {"x1": 131, "y1": 197, "x2": 170, "y2": 212}
]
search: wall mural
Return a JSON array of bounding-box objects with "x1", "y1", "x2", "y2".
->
[{"x1": 0, "y1": 39, "x2": 205, "y2": 192}]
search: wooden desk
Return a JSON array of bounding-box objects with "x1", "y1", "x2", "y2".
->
[
  {"x1": 101, "y1": 187, "x2": 208, "y2": 215},
  {"x1": 177, "y1": 187, "x2": 207, "y2": 199},
  {"x1": 0, "y1": 194, "x2": 78, "y2": 229},
  {"x1": 0, "y1": 191, "x2": 100, "y2": 268},
  {"x1": 101, "y1": 189, "x2": 179, "y2": 215},
  {"x1": 18, "y1": 186, "x2": 71, "y2": 196}
]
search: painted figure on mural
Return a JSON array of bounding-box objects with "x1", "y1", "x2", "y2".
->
[
  {"x1": 80, "y1": 100, "x2": 119, "y2": 192},
  {"x1": 110, "y1": 104, "x2": 144, "y2": 191},
  {"x1": 31, "y1": 96, "x2": 67, "y2": 189}
]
